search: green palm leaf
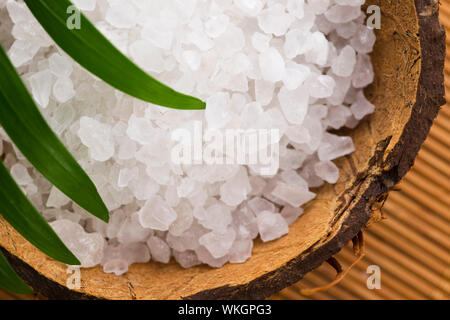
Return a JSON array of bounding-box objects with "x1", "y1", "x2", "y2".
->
[
  {"x1": 0, "y1": 251, "x2": 33, "y2": 295},
  {"x1": 24, "y1": 0, "x2": 206, "y2": 110},
  {"x1": 0, "y1": 160, "x2": 80, "y2": 265},
  {"x1": 0, "y1": 45, "x2": 108, "y2": 222}
]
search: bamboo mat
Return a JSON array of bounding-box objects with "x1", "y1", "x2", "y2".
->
[
  {"x1": 272, "y1": 3, "x2": 450, "y2": 300},
  {"x1": 1, "y1": 3, "x2": 450, "y2": 301}
]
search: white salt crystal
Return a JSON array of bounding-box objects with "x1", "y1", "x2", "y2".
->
[
  {"x1": 78, "y1": 117, "x2": 115, "y2": 162},
  {"x1": 6, "y1": 0, "x2": 33, "y2": 24},
  {"x1": 215, "y1": 25, "x2": 245, "y2": 58},
  {"x1": 182, "y1": 50, "x2": 201, "y2": 71},
  {"x1": 351, "y1": 90, "x2": 375, "y2": 120},
  {"x1": 251, "y1": 32, "x2": 272, "y2": 53},
  {"x1": 331, "y1": 45, "x2": 356, "y2": 77},
  {"x1": 205, "y1": 92, "x2": 232, "y2": 129},
  {"x1": 147, "y1": 236, "x2": 171, "y2": 264},
  {"x1": 195, "y1": 245, "x2": 229, "y2": 268},
  {"x1": 283, "y1": 64, "x2": 310, "y2": 90},
  {"x1": 259, "y1": 48, "x2": 285, "y2": 82},
  {"x1": 72, "y1": 0, "x2": 96, "y2": 11},
  {"x1": 324, "y1": 5, "x2": 361, "y2": 23},
  {"x1": 105, "y1": 3, "x2": 138, "y2": 29},
  {"x1": 53, "y1": 77, "x2": 75, "y2": 103},
  {"x1": 51, "y1": 219, "x2": 105, "y2": 267},
  {"x1": 350, "y1": 25, "x2": 376, "y2": 54},
  {"x1": 271, "y1": 181, "x2": 316, "y2": 207},
  {"x1": 200, "y1": 203, "x2": 232, "y2": 233},
  {"x1": 314, "y1": 160, "x2": 339, "y2": 184},
  {"x1": 117, "y1": 167, "x2": 138, "y2": 188},
  {"x1": 28, "y1": 70, "x2": 52, "y2": 109},
  {"x1": 318, "y1": 133, "x2": 355, "y2": 161},
  {"x1": 141, "y1": 19, "x2": 174, "y2": 50},
  {"x1": 49, "y1": 53, "x2": 73, "y2": 78},
  {"x1": 205, "y1": 14, "x2": 229, "y2": 38},
  {"x1": 117, "y1": 212, "x2": 152, "y2": 244},
  {"x1": 229, "y1": 238, "x2": 253, "y2": 263},
  {"x1": 257, "y1": 4, "x2": 294, "y2": 37},
  {"x1": 129, "y1": 40, "x2": 164, "y2": 73},
  {"x1": 138, "y1": 195, "x2": 177, "y2": 231},
  {"x1": 173, "y1": 250, "x2": 201, "y2": 269},
  {"x1": 281, "y1": 205, "x2": 304, "y2": 225},
  {"x1": 248, "y1": 197, "x2": 276, "y2": 215},
  {"x1": 10, "y1": 163, "x2": 32, "y2": 186},
  {"x1": 352, "y1": 53, "x2": 374, "y2": 88},
  {"x1": 220, "y1": 167, "x2": 251, "y2": 206},
  {"x1": 8, "y1": 39, "x2": 41, "y2": 67},
  {"x1": 169, "y1": 201, "x2": 194, "y2": 236},
  {"x1": 199, "y1": 228, "x2": 236, "y2": 258},
  {"x1": 308, "y1": 0, "x2": 331, "y2": 15},
  {"x1": 305, "y1": 32, "x2": 329, "y2": 66},
  {"x1": 256, "y1": 211, "x2": 289, "y2": 242},
  {"x1": 278, "y1": 85, "x2": 309, "y2": 125},
  {"x1": 306, "y1": 74, "x2": 336, "y2": 99},
  {"x1": 46, "y1": 186, "x2": 70, "y2": 208}
]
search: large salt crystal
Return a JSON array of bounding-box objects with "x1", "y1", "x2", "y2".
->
[
  {"x1": 351, "y1": 25, "x2": 376, "y2": 54},
  {"x1": 278, "y1": 85, "x2": 309, "y2": 125},
  {"x1": 10, "y1": 163, "x2": 32, "y2": 185},
  {"x1": 331, "y1": 45, "x2": 356, "y2": 77},
  {"x1": 129, "y1": 40, "x2": 164, "y2": 73},
  {"x1": 8, "y1": 39, "x2": 41, "y2": 67},
  {"x1": 220, "y1": 167, "x2": 251, "y2": 206},
  {"x1": 105, "y1": 3, "x2": 138, "y2": 29},
  {"x1": 53, "y1": 77, "x2": 75, "y2": 103},
  {"x1": 141, "y1": 18, "x2": 174, "y2": 50},
  {"x1": 281, "y1": 205, "x2": 304, "y2": 225},
  {"x1": 195, "y1": 245, "x2": 229, "y2": 268},
  {"x1": 205, "y1": 14, "x2": 229, "y2": 38},
  {"x1": 28, "y1": 70, "x2": 52, "y2": 109},
  {"x1": 256, "y1": 211, "x2": 289, "y2": 242},
  {"x1": 248, "y1": 197, "x2": 276, "y2": 215},
  {"x1": 199, "y1": 203, "x2": 232, "y2": 233},
  {"x1": 257, "y1": 3, "x2": 294, "y2": 36},
  {"x1": 51, "y1": 219, "x2": 105, "y2": 267},
  {"x1": 173, "y1": 250, "x2": 201, "y2": 268},
  {"x1": 229, "y1": 238, "x2": 253, "y2": 263},
  {"x1": 255, "y1": 80, "x2": 275, "y2": 106},
  {"x1": 49, "y1": 53, "x2": 73, "y2": 78},
  {"x1": 306, "y1": 74, "x2": 336, "y2": 98},
  {"x1": 352, "y1": 53, "x2": 374, "y2": 88},
  {"x1": 305, "y1": 32, "x2": 329, "y2": 66},
  {"x1": 117, "y1": 212, "x2": 153, "y2": 244},
  {"x1": 259, "y1": 47, "x2": 285, "y2": 82},
  {"x1": 351, "y1": 90, "x2": 375, "y2": 120},
  {"x1": 215, "y1": 25, "x2": 245, "y2": 58},
  {"x1": 271, "y1": 181, "x2": 316, "y2": 207},
  {"x1": 318, "y1": 133, "x2": 355, "y2": 161},
  {"x1": 314, "y1": 160, "x2": 339, "y2": 183},
  {"x1": 46, "y1": 186, "x2": 70, "y2": 208},
  {"x1": 72, "y1": 0, "x2": 96, "y2": 11},
  {"x1": 147, "y1": 236, "x2": 171, "y2": 263},
  {"x1": 199, "y1": 228, "x2": 236, "y2": 258},
  {"x1": 324, "y1": 4, "x2": 361, "y2": 23},
  {"x1": 251, "y1": 32, "x2": 272, "y2": 53},
  {"x1": 205, "y1": 92, "x2": 232, "y2": 129},
  {"x1": 138, "y1": 195, "x2": 177, "y2": 231},
  {"x1": 169, "y1": 201, "x2": 194, "y2": 236},
  {"x1": 78, "y1": 117, "x2": 115, "y2": 162}
]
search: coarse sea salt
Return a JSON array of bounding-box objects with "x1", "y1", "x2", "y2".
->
[{"x1": 0, "y1": 0, "x2": 375, "y2": 274}]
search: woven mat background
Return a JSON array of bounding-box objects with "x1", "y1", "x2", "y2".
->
[{"x1": 1, "y1": 2, "x2": 449, "y2": 301}]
